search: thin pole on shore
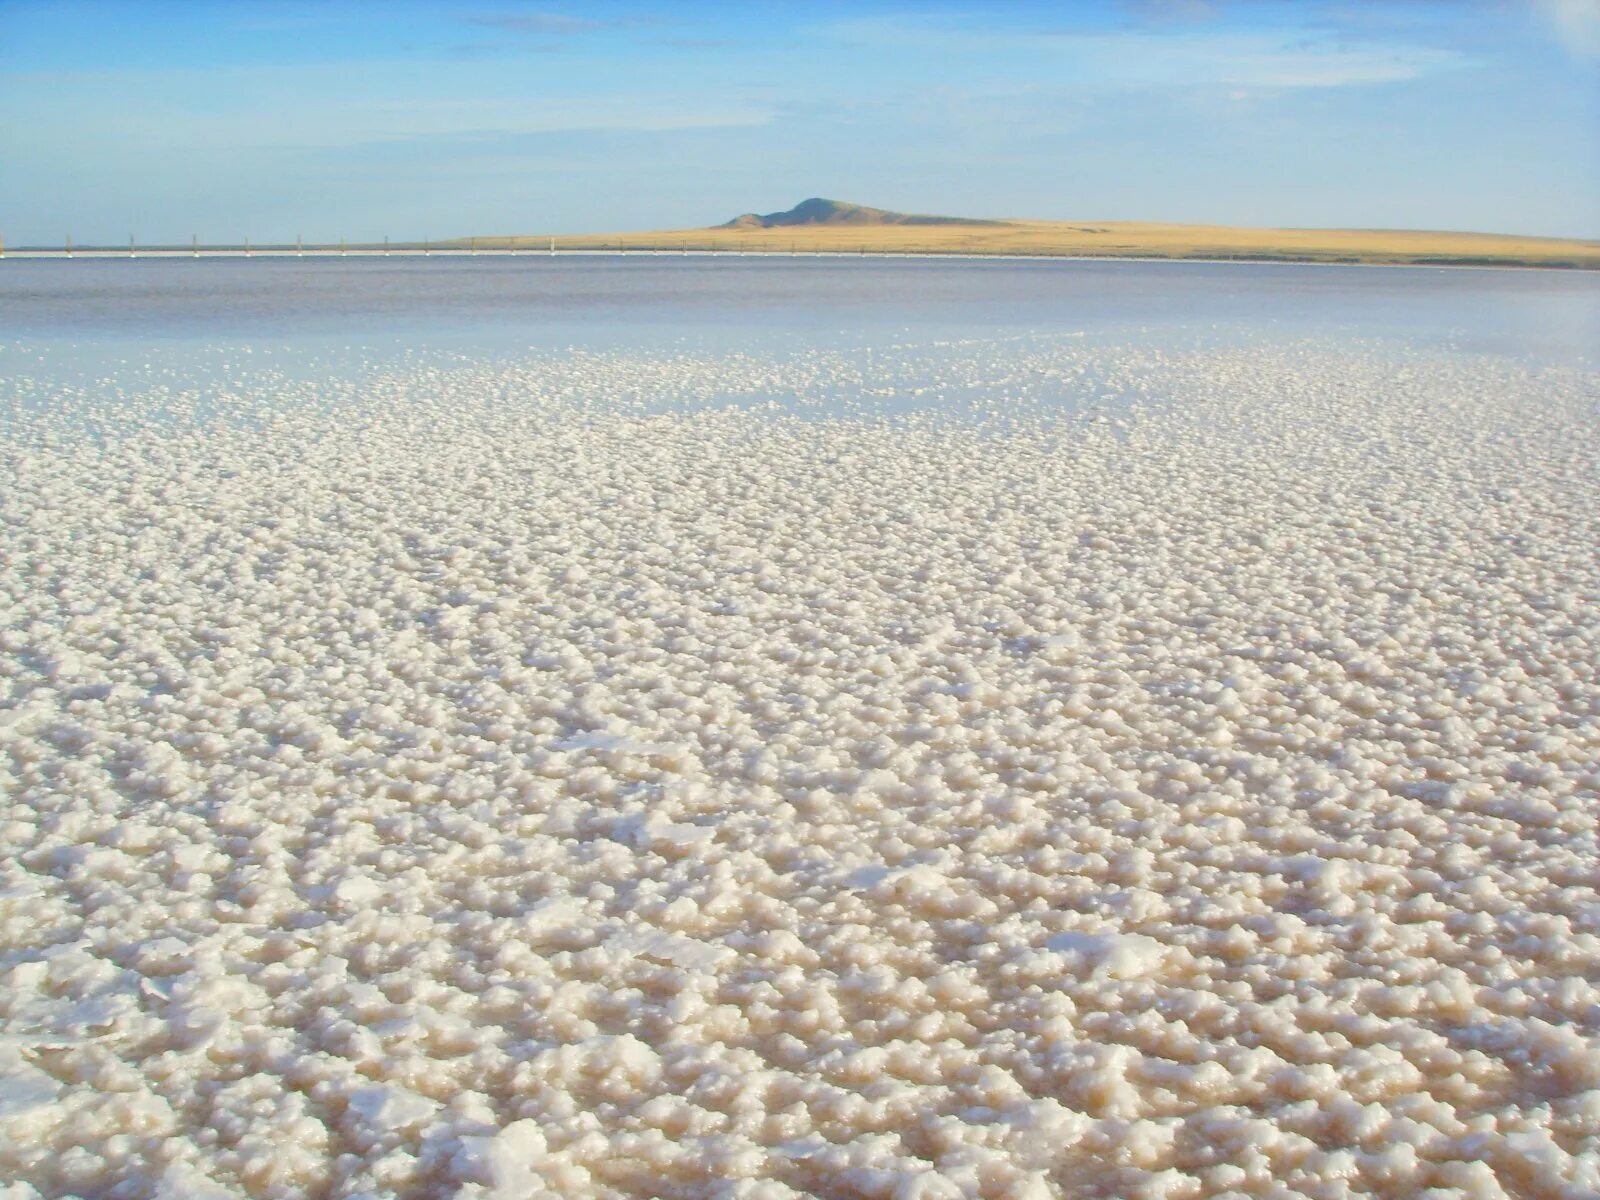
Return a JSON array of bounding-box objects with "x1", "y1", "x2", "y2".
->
[
  {"x1": 245, "y1": 235, "x2": 251, "y2": 257},
  {"x1": 192, "y1": 234, "x2": 198, "y2": 257},
  {"x1": 129, "y1": 233, "x2": 136, "y2": 258},
  {"x1": 66, "y1": 233, "x2": 73, "y2": 258},
  {"x1": 384, "y1": 235, "x2": 390, "y2": 256},
  {"x1": 297, "y1": 233, "x2": 303, "y2": 257},
  {"x1": 0, "y1": 231, "x2": 6, "y2": 259},
  {"x1": 549, "y1": 236, "x2": 555, "y2": 255},
  {"x1": 424, "y1": 237, "x2": 430, "y2": 256},
  {"x1": 340, "y1": 237, "x2": 347, "y2": 257}
]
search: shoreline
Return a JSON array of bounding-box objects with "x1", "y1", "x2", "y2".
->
[{"x1": 2, "y1": 247, "x2": 1596, "y2": 271}]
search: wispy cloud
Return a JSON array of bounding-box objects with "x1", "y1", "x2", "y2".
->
[
  {"x1": 0, "y1": 64, "x2": 773, "y2": 154},
  {"x1": 653, "y1": 37, "x2": 737, "y2": 50},
  {"x1": 466, "y1": 11, "x2": 661, "y2": 36},
  {"x1": 1533, "y1": 0, "x2": 1600, "y2": 57},
  {"x1": 1120, "y1": 0, "x2": 1220, "y2": 24},
  {"x1": 823, "y1": 14, "x2": 1467, "y2": 89}
]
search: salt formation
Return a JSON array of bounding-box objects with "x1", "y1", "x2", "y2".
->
[{"x1": 1, "y1": 338, "x2": 1597, "y2": 1199}]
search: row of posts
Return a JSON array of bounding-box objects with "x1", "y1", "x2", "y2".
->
[
  {"x1": 12, "y1": 235, "x2": 566, "y2": 257},
  {"x1": 34, "y1": 235, "x2": 392, "y2": 257},
  {"x1": 3, "y1": 236, "x2": 819, "y2": 258}
]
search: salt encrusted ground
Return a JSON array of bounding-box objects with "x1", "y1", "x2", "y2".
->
[{"x1": 1, "y1": 339, "x2": 1597, "y2": 1200}]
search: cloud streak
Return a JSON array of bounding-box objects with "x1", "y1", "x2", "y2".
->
[
  {"x1": 0, "y1": 64, "x2": 773, "y2": 155},
  {"x1": 466, "y1": 10, "x2": 661, "y2": 37},
  {"x1": 824, "y1": 14, "x2": 1469, "y2": 89},
  {"x1": 1533, "y1": 0, "x2": 1600, "y2": 57}
]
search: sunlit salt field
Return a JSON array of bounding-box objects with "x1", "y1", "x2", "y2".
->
[{"x1": 2, "y1": 258, "x2": 1598, "y2": 1199}]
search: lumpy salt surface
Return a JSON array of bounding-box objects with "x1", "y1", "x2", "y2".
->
[{"x1": 2, "y1": 323, "x2": 1598, "y2": 1198}]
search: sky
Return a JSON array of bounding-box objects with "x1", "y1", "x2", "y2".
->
[{"x1": 1, "y1": 0, "x2": 1597, "y2": 245}]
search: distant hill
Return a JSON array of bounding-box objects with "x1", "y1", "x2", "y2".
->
[{"x1": 719, "y1": 197, "x2": 1002, "y2": 230}]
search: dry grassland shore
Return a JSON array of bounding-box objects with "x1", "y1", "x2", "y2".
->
[{"x1": 472, "y1": 220, "x2": 1600, "y2": 270}]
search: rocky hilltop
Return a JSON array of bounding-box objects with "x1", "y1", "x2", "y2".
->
[{"x1": 718, "y1": 197, "x2": 1001, "y2": 229}]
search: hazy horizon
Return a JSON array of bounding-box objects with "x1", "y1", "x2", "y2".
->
[{"x1": 1, "y1": 0, "x2": 1598, "y2": 245}]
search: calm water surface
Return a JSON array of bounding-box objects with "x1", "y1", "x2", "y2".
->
[{"x1": 2, "y1": 256, "x2": 1595, "y2": 405}]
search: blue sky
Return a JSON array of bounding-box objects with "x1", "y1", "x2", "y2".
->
[{"x1": 1, "y1": 0, "x2": 1597, "y2": 244}]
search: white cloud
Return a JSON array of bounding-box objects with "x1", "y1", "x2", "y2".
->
[
  {"x1": 1534, "y1": 0, "x2": 1600, "y2": 57},
  {"x1": 1122, "y1": 0, "x2": 1220, "y2": 23},
  {"x1": 466, "y1": 11, "x2": 661, "y2": 36},
  {"x1": 0, "y1": 64, "x2": 772, "y2": 153},
  {"x1": 822, "y1": 16, "x2": 1466, "y2": 89}
]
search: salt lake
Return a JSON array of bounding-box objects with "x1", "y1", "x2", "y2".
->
[{"x1": 1, "y1": 258, "x2": 1597, "y2": 1199}]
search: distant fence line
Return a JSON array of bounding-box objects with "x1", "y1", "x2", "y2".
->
[
  {"x1": 2, "y1": 241, "x2": 822, "y2": 256},
  {"x1": 0, "y1": 233, "x2": 1364, "y2": 259},
  {"x1": 4, "y1": 239, "x2": 855, "y2": 255},
  {"x1": 0, "y1": 242, "x2": 1217, "y2": 261},
  {"x1": 0, "y1": 238, "x2": 1590, "y2": 270}
]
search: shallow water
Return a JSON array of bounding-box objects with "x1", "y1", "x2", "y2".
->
[{"x1": 2, "y1": 257, "x2": 1596, "y2": 400}]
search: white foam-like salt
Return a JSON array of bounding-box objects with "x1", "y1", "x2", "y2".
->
[
  {"x1": 346, "y1": 1084, "x2": 440, "y2": 1135},
  {"x1": 0, "y1": 1052, "x2": 61, "y2": 1120},
  {"x1": 1043, "y1": 931, "x2": 1169, "y2": 980},
  {"x1": 604, "y1": 927, "x2": 735, "y2": 972},
  {"x1": 1, "y1": 335, "x2": 1596, "y2": 1198}
]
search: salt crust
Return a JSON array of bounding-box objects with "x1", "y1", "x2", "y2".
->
[{"x1": 1, "y1": 339, "x2": 1598, "y2": 1199}]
